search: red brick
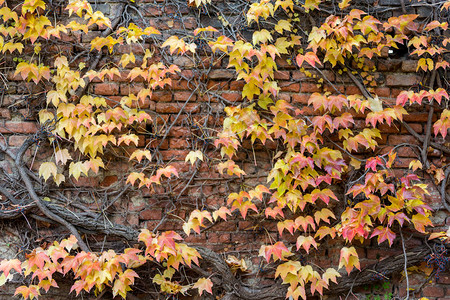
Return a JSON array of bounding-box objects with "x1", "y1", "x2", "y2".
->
[
  {"x1": 140, "y1": 209, "x2": 162, "y2": 220},
  {"x1": 1, "y1": 122, "x2": 38, "y2": 134},
  {"x1": 422, "y1": 285, "x2": 445, "y2": 298},
  {"x1": 396, "y1": 147, "x2": 417, "y2": 157},
  {"x1": 156, "y1": 103, "x2": 199, "y2": 113},
  {"x1": 172, "y1": 56, "x2": 195, "y2": 68},
  {"x1": 207, "y1": 81, "x2": 228, "y2": 90},
  {"x1": 403, "y1": 113, "x2": 433, "y2": 122},
  {"x1": 385, "y1": 74, "x2": 420, "y2": 87},
  {"x1": 274, "y1": 71, "x2": 290, "y2": 80},
  {"x1": 160, "y1": 150, "x2": 189, "y2": 160},
  {"x1": 0, "y1": 108, "x2": 11, "y2": 120},
  {"x1": 169, "y1": 138, "x2": 189, "y2": 149},
  {"x1": 401, "y1": 123, "x2": 422, "y2": 134},
  {"x1": 221, "y1": 92, "x2": 242, "y2": 102},
  {"x1": 292, "y1": 70, "x2": 307, "y2": 80},
  {"x1": 151, "y1": 90, "x2": 172, "y2": 102},
  {"x1": 324, "y1": 84, "x2": 345, "y2": 93},
  {"x1": 207, "y1": 233, "x2": 231, "y2": 243},
  {"x1": 388, "y1": 135, "x2": 420, "y2": 145},
  {"x1": 209, "y1": 69, "x2": 235, "y2": 79},
  {"x1": 393, "y1": 157, "x2": 414, "y2": 168},
  {"x1": 73, "y1": 177, "x2": 99, "y2": 187},
  {"x1": 275, "y1": 57, "x2": 297, "y2": 69},
  {"x1": 101, "y1": 175, "x2": 118, "y2": 187},
  {"x1": 119, "y1": 83, "x2": 145, "y2": 95},
  {"x1": 280, "y1": 82, "x2": 300, "y2": 92},
  {"x1": 300, "y1": 82, "x2": 321, "y2": 93},
  {"x1": 116, "y1": 43, "x2": 149, "y2": 55},
  {"x1": 174, "y1": 91, "x2": 195, "y2": 101},
  {"x1": 346, "y1": 85, "x2": 360, "y2": 95},
  {"x1": 94, "y1": 83, "x2": 119, "y2": 95},
  {"x1": 169, "y1": 127, "x2": 190, "y2": 137},
  {"x1": 230, "y1": 81, "x2": 245, "y2": 90},
  {"x1": 292, "y1": 94, "x2": 309, "y2": 104},
  {"x1": 374, "y1": 87, "x2": 390, "y2": 97},
  {"x1": 8, "y1": 135, "x2": 28, "y2": 147},
  {"x1": 278, "y1": 93, "x2": 290, "y2": 101},
  {"x1": 401, "y1": 60, "x2": 417, "y2": 72}
]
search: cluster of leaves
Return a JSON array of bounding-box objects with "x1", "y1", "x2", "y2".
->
[
  {"x1": 0, "y1": 0, "x2": 449, "y2": 299},
  {"x1": 180, "y1": 0, "x2": 449, "y2": 298},
  {"x1": 0, "y1": 232, "x2": 210, "y2": 299}
]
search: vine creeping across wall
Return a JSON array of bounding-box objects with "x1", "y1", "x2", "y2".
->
[{"x1": 0, "y1": 0, "x2": 449, "y2": 299}]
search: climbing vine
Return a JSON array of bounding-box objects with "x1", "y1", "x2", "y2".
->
[{"x1": 0, "y1": 0, "x2": 449, "y2": 299}]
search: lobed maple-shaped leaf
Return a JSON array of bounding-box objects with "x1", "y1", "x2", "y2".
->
[
  {"x1": 322, "y1": 268, "x2": 340, "y2": 285},
  {"x1": 296, "y1": 235, "x2": 318, "y2": 253},
  {"x1": 370, "y1": 226, "x2": 396, "y2": 246},
  {"x1": 315, "y1": 226, "x2": 337, "y2": 240},
  {"x1": 411, "y1": 213, "x2": 433, "y2": 233},
  {"x1": 39, "y1": 162, "x2": 57, "y2": 181},
  {"x1": 55, "y1": 148, "x2": 72, "y2": 165},
  {"x1": 193, "y1": 277, "x2": 213, "y2": 295},
  {"x1": 286, "y1": 285, "x2": 306, "y2": 300},
  {"x1": 314, "y1": 208, "x2": 335, "y2": 224},
  {"x1": 14, "y1": 285, "x2": 40, "y2": 300},
  {"x1": 275, "y1": 260, "x2": 301, "y2": 280},
  {"x1": 0, "y1": 259, "x2": 22, "y2": 277},
  {"x1": 259, "y1": 242, "x2": 292, "y2": 262},
  {"x1": 129, "y1": 149, "x2": 152, "y2": 163},
  {"x1": 185, "y1": 150, "x2": 204, "y2": 165},
  {"x1": 338, "y1": 247, "x2": 360, "y2": 274},
  {"x1": 212, "y1": 206, "x2": 232, "y2": 221}
]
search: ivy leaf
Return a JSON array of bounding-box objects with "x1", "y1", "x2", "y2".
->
[
  {"x1": 411, "y1": 214, "x2": 433, "y2": 233},
  {"x1": 129, "y1": 149, "x2": 152, "y2": 163},
  {"x1": 193, "y1": 278, "x2": 213, "y2": 295},
  {"x1": 14, "y1": 285, "x2": 40, "y2": 300},
  {"x1": 0, "y1": 259, "x2": 22, "y2": 277},
  {"x1": 120, "y1": 53, "x2": 135, "y2": 68},
  {"x1": 339, "y1": 0, "x2": 351, "y2": 10},
  {"x1": 55, "y1": 148, "x2": 72, "y2": 165},
  {"x1": 259, "y1": 242, "x2": 292, "y2": 262},
  {"x1": 275, "y1": 260, "x2": 301, "y2": 280},
  {"x1": 69, "y1": 161, "x2": 88, "y2": 181},
  {"x1": 338, "y1": 247, "x2": 360, "y2": 274},
  {"x1": 185, "y1": 150, "x2": 204, "y2": 165},
  {"x1": 322, "y1": 268, "x2": 340, "y2": 285},
  {"x1": 368, "y1": 95, "x2": 383, "y2": 112},
  {"x1": 212, "y1": 207, "x2": 232, "y2": 221},
  {"x1": 39, "y1": 162, "x2": 57, "y2": 181},
  {"x1": 370, "y1": 226, "x2": 396, "y2": 246},
  {"x1": 314, "y1": 208, "x2": 335, "y2": 224},
  {"x1": 409, "y1": 160, "x2": 422, "y2": 171},
  {"x1": 296, "y1": 235, "x2": 318, "y2": 253}
]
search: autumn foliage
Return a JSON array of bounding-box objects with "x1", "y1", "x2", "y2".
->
[{"x1": 0, "y1": 0, "x2": 449, "y2": 299}]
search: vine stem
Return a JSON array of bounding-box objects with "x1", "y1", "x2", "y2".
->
[{"x1": 400, "y1": 229, "x2": 409, "y2": 300}]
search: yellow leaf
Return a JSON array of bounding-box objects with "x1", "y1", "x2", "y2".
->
[
  {"x1": 350, "y1": 158, "x2": 362, "y2": 169},
  {"x1": 69, "y1": 161, "x2": 88, "y2": 181},
  {"x1": 408, "y1": 160, "x2": 422, "y2": 172},
  {"x1": 339, "y1": 0, "x2": 351, "y2": 9},
  {"x1": 185, "y1": 150, "x2": 204, "y2": 165},
  {"x1": 39, "y1": 162, "x2": 57, "y2": 181},
  {"x1": 193, "y1": 278, "x2": 213, "y2": 295},
  {"x1": 120, "y1": 53, "x2": 136, "y2": 68},
  {"x1": 55, "y1": 148, "x2": 72, "y2": 165},
  {"x1": 252, "y1": 29, "x2": 272, "y2": 45},
  {"x1": 274, "y1": 20, "x2": 292, "y2": 34},
  {"x1": 54, "y1": 174, "x2": 65, "y2": 186},
  {"x1": 368, "y1": 95, "x2": 383, "y2": 112}
]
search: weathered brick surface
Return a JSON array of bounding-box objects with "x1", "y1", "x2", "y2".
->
[{"x1": 0, "y1": 1, "x2": 448, "y2": 299}]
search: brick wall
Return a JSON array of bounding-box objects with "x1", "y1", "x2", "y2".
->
[{"x1": 0, "y1": 0, "x2": 449, "y2": 299}]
